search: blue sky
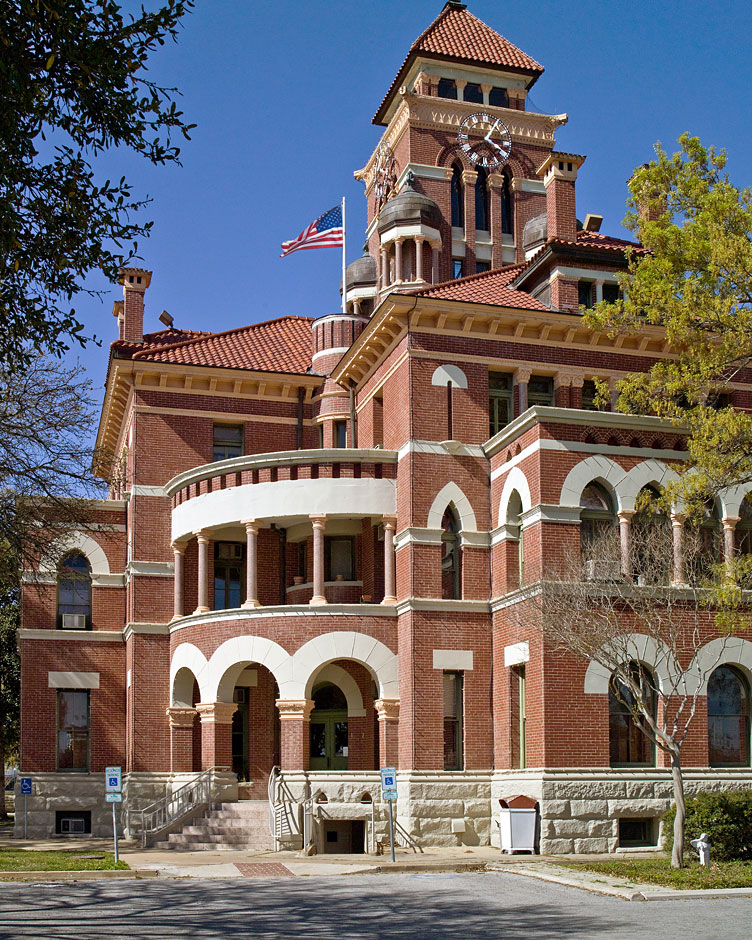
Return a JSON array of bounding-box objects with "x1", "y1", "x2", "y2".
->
[{"x1": 74, "y1": 0, "x2": 752, "y2": 397}]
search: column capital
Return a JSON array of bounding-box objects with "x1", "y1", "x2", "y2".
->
[
  {"x1": 514, "y1": 368, "x2": 532, "y2": 383},
  {"x1": 670, "y1": 512, "x2": 686, "y2": 526},
  {"x1": 382, "y1": 515, "x2": 397, "y2": 530},
  {"x1": 195, "y1": 701, "x2": 237, "y2": 724},
  {"x1": 553, "y1": 372, "x2": 573, "y2": 389},
  {"x1": 461, "y1": 169, "x2": 478, "y2": 186},
  {"x1": 309, "y1": 514, "x2": 327, "y2": 529},
  {"x1": 722, "y1": 516, "x2": 740, "y2": 530},
  {"x1": 166, "y1": 706, "x2": 197, "y2": 728},
  {"x1": 194, "y1": 529, "x2": 211, "y2": 544},
  {"x1": 375, "y1": 698, "x2": 400, "y2": 722},
  {"x1": 617, "y1": 510, "x2": 635, "y2": 524},
  {"x1": 241, "y1": 519, "x2": 260, "y2": 532},
  {"x1": 171, "y1": 540, "x2": 188, "y2": 555},
  {"x1": 275, "y1": 698, "x2": 314, "y2": 721},
  {"x1": 569, "y1": 373, "x2": 585, "y2": 389}
]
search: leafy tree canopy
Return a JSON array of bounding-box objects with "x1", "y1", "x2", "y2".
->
[
  {"x1": 0, "y1": 0, "x2": 194, "y2": 372},
  {"x1": 587, "y1": 134, "x2": 752, "y2": 501}
]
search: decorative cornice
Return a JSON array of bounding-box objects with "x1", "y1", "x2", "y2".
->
[
  {"x1": 275, "y1": 699, "x2": 315, "y2": 721},
  {"x1": 123, "y1": 622, "x2": 170, "y2": 641},
  {"x1": 168, "y1": 603, "x2": 398, "y2": 634},
  {"x1": 374, "y1": 698, "x2": 400, "y2": 722},
  {"x1": 166, "y1": 706, "x2": 197, "y2": 728},
  {"x1": 196, "y1": 701, "x2": 238, "y2": 724}
]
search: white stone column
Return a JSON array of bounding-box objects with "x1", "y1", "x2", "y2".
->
[
  {"x1": 353, "y1": 299, "x2": 361, "y2": 317},
  {"x1": 594, "y1": 280, "x2": 604, "y2": 304},
  {"x1": 608, "y1": 376, "x2": 621, "y2": 412},
  {"x1": 617, "y1": 510, "x2": 634, "y2": 578},
  {"x1": 310, "y1": 514, "x2": 327, "y2": 606},
  {"x1": 432, "y1": 245, "x2": 440, "y2": 284},
  {"x1": 195, "y1": 530, "x2": 210, "y2": 614},
  {"x1": 381, "y1": 248, "x2": 389, "y2": 287},
  {"x1": 515, "y1": 368, "x2": 531, "y2": 415},
  {"x1": 671, "y1": 513, "x2": 686, "y2": 585},
  {"x1": 415, "y1": 237, "x2": 424, "y2": 282},
  {"x1": 172, "y1": 541, "x2": 186, "y2": 620},
  {"x1": 382, "y1": 516, "x2": 397, "y2": 605},
  {"x1": 242, "y1": 519, "x2": 260, "y2": 608},
  {"x1": 394, "y1": 238, "x2": 403, "y2": 283}
]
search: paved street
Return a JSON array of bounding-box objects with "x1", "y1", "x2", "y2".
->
[{"x1": 0, "y1": 871, "x2": 745, "y2": 940}]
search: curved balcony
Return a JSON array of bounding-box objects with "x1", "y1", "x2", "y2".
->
[
  {"x1": 166, "y1": 449, "x2": 400, "y2": 617},
  {"x1": 166, "y1": 448, "x2": 397, "y2": 542}
]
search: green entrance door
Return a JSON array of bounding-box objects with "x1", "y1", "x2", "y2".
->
[{"x1": 309, "y1": 683, "x2": 348, "y2": 770}]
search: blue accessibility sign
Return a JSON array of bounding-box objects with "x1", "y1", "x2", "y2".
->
[
  {"x1": 20, "y1": 777, "x2": 32, "y2": 796},
  {"x1": 380, "y1": 766, "x2": 397, "y2": 801}
]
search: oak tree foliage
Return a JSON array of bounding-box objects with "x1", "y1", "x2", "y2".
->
[{"x1": 0, "y1": 0, "x2": 194, "y2": 371}]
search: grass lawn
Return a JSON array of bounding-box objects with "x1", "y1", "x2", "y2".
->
[
  {"x1": 0, "y1": 849, "x2": 129, "y2": 872},
  {"x1": 561, "y1": 857, "x2": 752, "y2": 890}
]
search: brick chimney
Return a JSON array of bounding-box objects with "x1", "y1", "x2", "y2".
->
[
  {"x1": 539, "y1": 152, "x2": 586, "y2": 243},
  {"x1": 116, "y1": 268, "x2": 152, "y2": 343},
  {"x1": 628, "y1": 164, "x2": 666, "y2": 223}
]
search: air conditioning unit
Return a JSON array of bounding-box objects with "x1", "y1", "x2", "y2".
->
[
  {"x1": 61, "y1": 614, "x2": 86, "y2": 629},
  {"x1": 585, "y1": 560, "x2": 621, "y2": 582},
  {"x1": 233, "y1": 688, "x2": 246, "y2": 704},
  {"x1": 218, "y1": 543, "x2": 243, "y2": 560},
  {"x1": 60, "y1": 816, "x2": 86, "y2": 834}
]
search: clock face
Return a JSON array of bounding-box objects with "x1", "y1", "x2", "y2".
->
[
  {"x1": 373, "y1": 142, "x2": 395, "y2": 202},
  {"x1": 457, "y1": 113, "x2": 512, "y2": 169}
]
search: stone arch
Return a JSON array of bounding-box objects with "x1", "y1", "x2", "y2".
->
[
  {"x1": 206, "y1": 636, "x2": 292, "y2": 703},
  {"x1": 686, "y1": 637, "x2": 752, "y2": 694},
  {"x1": 309, "y1": 663, "x2": 366, "y2": 717},
  {"x1": 44, "y1": 531, "x2": 111, "y2": 575},
  {"x1": 170, "y1": 643, "x2": 209, "y2": 706},
  {"x1": 560, "y1": 455, "x2": 626, "y2": 511},
  {"x1": 431, "y1": 364, "x2": 468, "y2": 389},
  {"x1": 498, "y1": 467, "x2": 532, "y2": 527},
  {"x1": 287, "y1": 631, "x2": 398, "y2": 701},
  {"x1": 719, "y1": 484, "x2": 751, "y2": 520},
  {"x1": 427, "y1": 481, "x2": 477, "y2": 531},
  {"x1": 620, "y1": 459, "x2": 681, "y2": 512},
  {"x1": 583, "y1": 634, "x2": 681, "y2": 694}
]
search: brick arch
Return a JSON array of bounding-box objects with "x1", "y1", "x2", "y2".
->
[
  {"x1": 170, "y1": 643, "x2": 209, "y2": 706},
  {"x1": 583, "y1": 634, "x2": 681, "y2": 695},
  {"x1": 435, "y1": 145, "x2": 471, "y2": 171},
  {"x1": 207, "y1": 636, "x2": 292, "y2": 703},
  {"x1": 287, "y1": 631, "x2": 398, "y2": 701},
  {"x1": 498, "y1": 467, "x2": 531, "y2": 527},
  {"x1": 559, "y1": 455, "x2": 626, "y2": 511},
  {"x1": 427, "y1": 481, "x2": 477, "y2": 531}
]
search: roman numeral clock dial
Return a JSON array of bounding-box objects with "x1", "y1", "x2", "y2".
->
[{"x1": 457, "y1": 112, "x2": 512, "y2": 169}]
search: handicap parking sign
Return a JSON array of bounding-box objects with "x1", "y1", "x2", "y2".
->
[
  {"x1": 380, "y1": 766, "x2": 397, "y2": 800},
  {"x1": 20, "y1": 777, "x2": 32, "y2": 795},
  {"x1": 105, "y1": 766, "x2": 122, "y2": 793}
]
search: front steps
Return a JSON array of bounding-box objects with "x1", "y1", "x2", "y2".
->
[{"x1": 154, "y1": 799, "x2": 275, "y2": 851}]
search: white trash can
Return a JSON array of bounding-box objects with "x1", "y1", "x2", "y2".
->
[{"x1": 498, "y1": 796, "x2": 538, "y2": 854}]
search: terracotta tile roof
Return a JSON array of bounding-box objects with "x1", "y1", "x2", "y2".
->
[
  {"x1": 408, "y1": 264, "x2": 551, "y2": 310},
  {"x1": 574, "y1": 230, "x2": 646, "y2": 253},
  {"x1": 119, "y1": 316, "x2": 314, "y2": 374},
  {"x1": 374, "y1": 3, "x2": 544, "y2": 124}
]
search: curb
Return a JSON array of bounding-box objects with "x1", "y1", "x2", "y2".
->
[
  {"x1": 0, "y1": 869, "x2": 158, "y2": 882},
  {"x1": 487, "y1": 864, "x2": 752, "y2": 902}
]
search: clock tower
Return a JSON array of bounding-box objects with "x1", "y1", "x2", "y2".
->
[{"x1": 353, "y1": 1, "x2": 570, "y2": 301}]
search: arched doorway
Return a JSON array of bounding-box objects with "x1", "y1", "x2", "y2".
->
[{"x1": 309, "y1": 683, "x2": 348, "y2": 770}]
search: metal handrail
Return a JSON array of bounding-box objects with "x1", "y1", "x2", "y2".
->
[
  {"x1": 139, "y1": 765, "x2": 229, "y2": 848},
  {"x1": 268, "y1": 765, "x2": 281, "y2": 839}
]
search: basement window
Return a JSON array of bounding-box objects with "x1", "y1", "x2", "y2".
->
[
  {"x1": 618, "y1": 817, "x2": 656, "y2": 848},
  {"x1": 55, "y1": 810, "x2": 91, "y2": 835}
]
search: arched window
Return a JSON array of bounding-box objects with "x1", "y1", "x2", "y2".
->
[
  {"x1": 475, "y1": 167, "x2": 490, "y2": 233},
  {"x1": 609, "y1": 663, "x2": 656, "y2": 766},
  {"x1": 507, "y1": 490, "x2": 524, "y2": 587},
  {"x1": 737, "y1": 496, "x2": 752, "y2": 556},
  {"x1": 500, "y1": 171, "x2": 513, "y2": 235},
  {"x1": 57, "y1": 553, "x2": 92, "y2": 629},
  {"x1": 441, "y1": 506, "x2": 461, "y2": 599},
  {"x1": 580, "y1": 482, "x2": 617, "y2": 563},
  {"x1": 632, "y1": 485, "x2": 671, "y2": 584},
  {"x1": 451, "y1": 162, "x2": 464, "y2": 229},
  {"x1": 708, "y1": 666, "x2": 750, "y2": 766}
]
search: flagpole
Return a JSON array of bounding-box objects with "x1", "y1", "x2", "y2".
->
[{"x1": 341, "y1": 196, "x2": 347, "y2": 314}]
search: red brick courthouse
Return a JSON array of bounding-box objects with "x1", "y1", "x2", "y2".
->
[{"x1": 18, "y1": 3, "x2": 752, "y2": 852}]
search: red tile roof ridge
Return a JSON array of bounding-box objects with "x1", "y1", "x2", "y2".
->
[
  {"x1": 130, "y1": 315, "x2": 314, "y2": 360},
  {"x1": 374, "y1": 5, "x2": 543, "y2": 124},
  {"x1": 409, "y1": 262, "x2": 526, "y2": 296}
]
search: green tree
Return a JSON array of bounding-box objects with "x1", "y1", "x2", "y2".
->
[
  {"x1": 0, "y1": 0, "x2": 194, "y2": 372},
  {"x1": 587, "y1": 134, "x2": 752, "y2": 503}
]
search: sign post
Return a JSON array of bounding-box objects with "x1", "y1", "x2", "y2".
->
[
  {"x1": 105, "y1": 766, "x2": 122, "y2": 862},
  {"x1": 20, "y1": 777, "x2": 32, "y2": 840},
  {"x1": 380, "y1": 766, "x2": 397, "y2": 863}
]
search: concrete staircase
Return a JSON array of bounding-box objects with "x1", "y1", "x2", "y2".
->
[{"x1": 154, "y1": 799, "x2": 275, "y2": 851}]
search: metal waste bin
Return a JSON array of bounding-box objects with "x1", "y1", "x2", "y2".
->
[{"x1": 498, "y1": 795, "x2": 538, "y2": 854}]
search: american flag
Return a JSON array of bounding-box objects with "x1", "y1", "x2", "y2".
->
[{"x1": 280, "y1": 205, "x2": 344, "y2": 257}]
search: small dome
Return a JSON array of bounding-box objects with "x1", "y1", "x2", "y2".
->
[
  {"x1": 344, "y1": 250, "x2": 377, "y2": 292},
  {"x1": 377, "y1": 173, "x2": 441, "y2": 234},
  {"x1": 523, "y1": 212, "x2": 547, "y2": 250}
]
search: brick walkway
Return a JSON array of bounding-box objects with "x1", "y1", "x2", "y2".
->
[{"x1": 235, "y1": 862, "x2": 294, "y2": 878}]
